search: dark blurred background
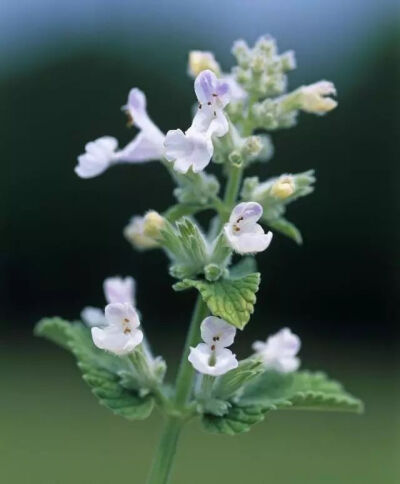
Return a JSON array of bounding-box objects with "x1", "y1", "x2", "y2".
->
[{"x1": 1, "y1": 0, "x2": 399, "y2": 483}]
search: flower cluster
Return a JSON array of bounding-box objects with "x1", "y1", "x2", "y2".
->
[
  {"x1": 35, "y1": 35, "x2": 362, "y2": 484},
  {"x1": 73, "y1": 35, "x2": 338, "y2": 378}
]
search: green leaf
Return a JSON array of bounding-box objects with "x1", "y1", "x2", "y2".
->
[
  {"x1": 173, "y1": 170, "x2": 220, "y2": 206},
  {"x1": 267, "y1": 217, "x2": 302, "y2": 244},
  {"x1": 35, "y1": 318, "x2": 154, "y2": 420},
  {"x1": 229, "y1": 257, "x2": 257, "y2": 278},
  {"x1": 213, "y1": 357, "x2": 265, "y2": 401},
  {"x1": 202, "y1": 403, "x2": 268, "y2": 435},
  {"x1": 161, "y1": 217, "x2": 209, "y2": 279},
  {"x1": 240, "y1": 370, "x2": 363, "y2": 413},
  {"x1": 173, "y1": 272, "x2": 261, "y2": 329},
  {"x1": 34, "y1": 317, "x2": 75, "y2": 350}
]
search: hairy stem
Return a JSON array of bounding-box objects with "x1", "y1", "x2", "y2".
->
[
  {"x1": 146, "y1": 162, "x2": 242, "y2": 483},
  {"x1": 146, "y1": 417, "x2": 183, "y2": 484},
  {"x1": 145, "y1": 296, "x2": 208, "y2": 484}
]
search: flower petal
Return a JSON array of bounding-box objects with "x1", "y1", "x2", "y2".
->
[
  {"x1": 201, "y1": 316, "x2": 236, "y2": 348},
  {"x1": 104, "y1": 276, "x2": 136, "y2": 306},
  {"x1": 81, "y1": 306, "x2": 107, "y2": 327}
]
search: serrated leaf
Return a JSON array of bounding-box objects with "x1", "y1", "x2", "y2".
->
[
  {"x1": 35, "y1": 318, "x2": 154, "y2": 420},
  {"x1": 213, "y1": 357, "x2": 265, "y2": 401},
  {"x1": 240, "y1": 370, "x2": 363, "y2": 413},
  {"x1": 173, "y1": 273, "x2": 261, "y2": 329},
  {"x1": 34, "y1": 317, "x2": 75, "y2": 350},
  {"x1": 202, "y1": 403, "x2": 268, "y2": 435}
]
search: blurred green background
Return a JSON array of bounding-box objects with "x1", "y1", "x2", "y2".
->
[{"x1": 1, "y1": 0, "x2": 399, "y2": 483}]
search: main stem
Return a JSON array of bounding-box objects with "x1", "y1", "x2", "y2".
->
[
  {"x1": 146, "y1": 296, "x2": 208, "y2": 484},
  {"x1": 146, "y1": 158, "x2": 244, "y2": 484}
]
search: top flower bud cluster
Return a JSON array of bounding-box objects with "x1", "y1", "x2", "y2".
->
[{"x1": 75, "y1": 36, "x2": 337, "y2": 179}]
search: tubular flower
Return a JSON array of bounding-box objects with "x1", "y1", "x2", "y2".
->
[
  {"x1": 224, "y1": 202, "x2": 273, "y2": 254},
  {"x1": 75, "y1": 89, "x2": 165, "y2": 178},
  {"x1": 252, "y1": 327, "x2": 301, "y2": 373},
  {"x1": 188, "y1": 316, "x2": 238, "y2": 376},
  {"x1": 91, "y1": 302, "x2": 143, "y2": 355}
]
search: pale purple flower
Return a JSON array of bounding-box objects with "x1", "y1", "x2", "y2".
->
[
  {"x1": 224, "y1": 202, "x2": 273, "y2": 254},
  {"x1": 192, "y1": 70, "x2": 231, "y2": 137},
  {"x1": 91, "y1": 302, "x2": 143, "y2": 355},
  {"x1": 104, "y1": 276, "x2": 136, "y2": 306},
  {"x1": 252, "y1": 327, "x2": 301, "y2": 373}
]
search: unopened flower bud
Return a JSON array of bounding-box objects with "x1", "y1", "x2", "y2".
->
[
  {"x1": 254, "y1": 35, "x2": 277, "y2": 57},
  {"x1": 299, "y1": 81, "x2": 337, "y2": 114},
  {"x1": 242, "y1": 136, "x2": 263, "y2": 158},
  {"x1": 188, "y1": 51, "x2": 221, "y2": 78},
  {"x1": 124, "y1": 216, "x2": 160, "y2": 250},
  {"x1": 250, "y1": 54, "x2": 266, "y2": 74},
  {"x1": 271, "y1": 175, "x2": 295, "y2": 199},
  {"x1": 204, "y1": 263, "x2": 223, "y2": 282},
  {"x1": 280, "y1": 50, "x2": 296, "y2": 71},
  {"x1": 232, "y1": 39, "x2": 251, "y2": 67},
  {"x1": 143, "y1": 210, "x2": 165, "y2": 239}
]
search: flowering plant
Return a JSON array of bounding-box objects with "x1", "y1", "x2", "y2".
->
[{"x1": 35, "y1": 35, "x2": 362, "y2": 484}]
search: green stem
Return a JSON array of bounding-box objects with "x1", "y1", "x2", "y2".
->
[
  {"x1": 175, "y1": 295, "x2": 209, "y2": 407},
  {"x1": 146, "y1": 417, "x2": 183, "y2": 484},
  {"x1": 146, "y1": 141, "x2": 245, "y2": 483},
  {"x1": 145, "y1": 296, "x2": 208, "y2": 484}
]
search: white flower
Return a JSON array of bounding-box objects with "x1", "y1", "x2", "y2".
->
[
  {"x1": 299, "y1": 81, "x2": 337, "y2": 114},
  {"x1": 104, "y1": 276, "x2": 136, "y2": 306},
  {"x1": 188, "y1": 316, "x2": 238, "y2": 376},
  {"x1": 124, "y1": 215, "x2": 160, "y2": 250},
  {"x1": 224, "y1": 202, "x2": 273, "y2": 254},
  {"x1": 75, "y1": 89, "x2": 165, "y2": 179},
  {"x1": 81, "y1": 306, "x2": 106, "y2": 328},
  {"x1": 192, "y1": 69, "x2": 231, "y2": 137},
  {"x1": 164, "y1": 127, "x2": 214, "y2": 174},
  {"x1": 91, "y1": 303, "x2": 143, "y2": 355},
  {"x1": 119, "y1": 88, "x2": 165, "y2": 162},
  {"x1": 75, "y1": 136, "x2": 119, "y2": 179},
  {"x1": 252, "y1": 327, "x2": 301, "y2": 373},
  {"x1": 81, "y1": 276, "x2": 136, "y2": 328}
]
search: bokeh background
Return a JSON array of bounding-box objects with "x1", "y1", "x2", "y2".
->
[{"x1": 1, "y1": 0, "x2": 399, "y2": 483}]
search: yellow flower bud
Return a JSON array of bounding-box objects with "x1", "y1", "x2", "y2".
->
[
  {"x1": 271, "y1": 175, "x2": 295, "y2": 199},
  {"x1": 143, "y1": 210, "x2": 165, "y2": 239},
  {"x1": 299, "y1": 81, "x2": 337, "y2": 114},
  {"x1": 188, "y1": 51, "x2": 221, "y2": 78},
  {"x1": 124, "y1": 216, "x2": 160, "y2": 250}
]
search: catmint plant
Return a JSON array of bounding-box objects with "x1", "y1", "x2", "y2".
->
[{"x1": 35, "y1": 35, "x2": 363, "y2": 484}]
